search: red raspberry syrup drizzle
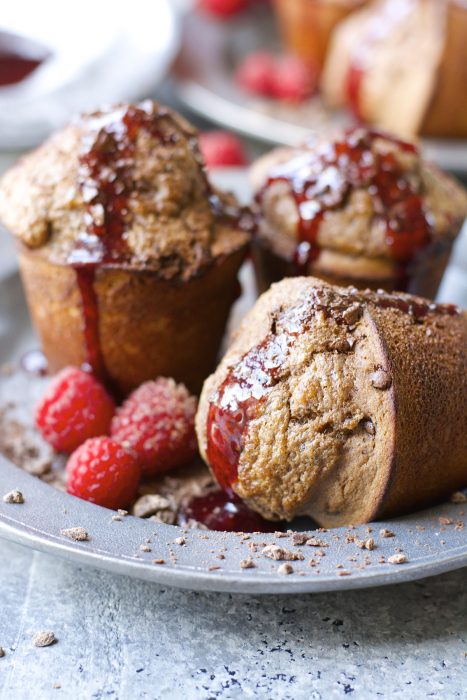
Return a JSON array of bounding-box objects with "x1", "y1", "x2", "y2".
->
[
  {"x1": 257, "y1": 128, "x2": 431, "y2": 283},
  {"x1": 205, "y1": 286, "x2": 458, "y2": 495},
  {"x1": 67, "y1": 102, "x2": 248, "y2": 386}
]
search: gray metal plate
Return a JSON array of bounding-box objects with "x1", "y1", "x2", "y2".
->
[{"x1": 0, "y1": 172, "x2": 466, "y2": 594}]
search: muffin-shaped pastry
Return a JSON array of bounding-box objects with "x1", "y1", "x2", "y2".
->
[
  {"x1": 197, "y1": 277, "x2": 467, "y2": 527},
  {"x1": 322, "y1": 0, "x2": 467, "y2": 138},
  {"x1": 273, "y1": 0, "x2": 368, "y2": 72},
  {"x1": 251, "y1": 127, "x2": 467, "y2": 295},
  {"x1": 0, "y1": 101, "x2": 250, "y2": 395}
]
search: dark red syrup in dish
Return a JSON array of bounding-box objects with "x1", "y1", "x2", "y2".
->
[
  {"x1": 258, "y1": 128, "x2": 431, "y2": 278},
  {"x1": 0, "y1": 31, "x2": 49, "y2": 87},
  {"x1": 178, "y1": 490, "x2": 276, "y2": 532}
]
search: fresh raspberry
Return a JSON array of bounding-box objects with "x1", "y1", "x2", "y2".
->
[
  {"x1": 111, "y1": 378, "x2": 198, "y2": 477},
  {"x1": 35, "y1": 367, "x2": 115, "y2": 453},
  {"x1": 235, "y1": 51, "x2": 275, "y2": 97},
  {"x1": 197, "y1": 0, "x2": 249, "y2": 18},
  {"x1": 66, "y1": 437, "x2": 141, "y2": 510},
  {"x1": 199, "y1": 131, "x2": 248, "y2": 168},
  {"x1": 270, "y1": 55, "x2": 317, "y2": 102}
]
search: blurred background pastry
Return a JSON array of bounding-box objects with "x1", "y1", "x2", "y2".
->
[
  {"x1": 322, "y1": 0, "x2": 467, "y2": 138},
  {"x1": 274, "y1": 0, "x2": 368, "y2": 74},
  {"x1": 251, "y1": 127, "x2": 467, "y2": 295}
]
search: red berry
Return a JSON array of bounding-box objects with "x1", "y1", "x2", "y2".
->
[
  {"x1": 35, "y1": 367, "x2": 115, "y2": 453},
  {"x1": 111, "y1": 378, "x2": 198, "y2": 477},
  {"x1": 197, "y1": 0, "x2": 249, "y2": 18},
  {"x1": 199, "y1": 131, "x2": 248, "y2": 168},
  {"x1": 235, "y1": 51, "x2": 275, "y2": 96},
  {"x1": 270, "y1": 55, "x2": 317, "y2": 102},
  {"x1": 66, "y1": 437, "x2": 141, "y2": 510}
]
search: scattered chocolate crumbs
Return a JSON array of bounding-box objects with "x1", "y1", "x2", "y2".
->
[
  {"x1": 262, "y1": 545, "x2": 304, "y2": 561},
  {"x1": 306, "y1": 537, "x2": 328, "y2": 548},
  {"x1": 290, "y1": 532, "x2": 309, "y2": 546},
  {"x1": 451, "y1": 491, "x2": 467, "y2": 504},
  {"x1": 153, "y1": 559, "x2": 165, "y2": 565},
  {"x1": 32, "y1": 631, "x2": 56, "y2": 647},
  {"x1": 240, "y1": 557, "x2": 255, "y2": 569},
  {"x1": 2, "y1": 489, "x2": 24, "y2": 504},
  {"x1": 388, "y1": 553, "x2": 407, "y2": 565},
  {"x1": 174, "y1": 537, "x2": 186, "y2": 546},
  {"x1": 60, "y1": 527, "x2": 88, "y2": 542},
  {"x1": 278, "y1": 563, "x2": 294, "y2": 575},
  {"x1": 380, "y1": 528, "x2": 395, "y2": 538}
]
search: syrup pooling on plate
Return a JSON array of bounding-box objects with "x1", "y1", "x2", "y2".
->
[
  {"x1": 258, "y1": 128, "x2": 431, "y2": 274},
  {"x1": 206, "y1": 285, "x2": 459, "y2": 492},
  {"x1": 178, "y1": 490, "x2": 276, "y2": 532}
]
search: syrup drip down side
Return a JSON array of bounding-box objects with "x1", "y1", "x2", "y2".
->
[
  {"x1": 257, "y1": 129, "x2": 432, "y2": 279},
  {"x1": 67, "y1": 102, "x2": 236, "y2": 387}
]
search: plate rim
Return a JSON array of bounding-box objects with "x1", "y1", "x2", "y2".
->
[{"x1": 1, "y1": 453, "x2": 466, "y2": 594}]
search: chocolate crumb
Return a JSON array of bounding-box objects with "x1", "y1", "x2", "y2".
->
[
  {"x1": 338, "y1": 570, "x2": 352, "y2": 577},
  {"x1": 0, "y1": 647, "x2": 5, "y2": 658},
  {"x1": 53, "y1": 684, "x2": 61, "y2": 689},
  {"x1": 60, "y1": 527, "x2": 88, "y2": 542},
  {"x1": 240, "y1": 557, "x2": 255, "y2": 569},
  {"x1": 388, "y1": 553, "x2": 407, "y2": 565},
  {"x1": 364, "y1": 538, "x2": 375, "y2": 551},
  {"x1": 262, "y1": 545, "x2": 304, "y2": 561},
  {"x1": 139, "y1": 545, "x2": 151, "y2": 552},
  {"x1": 291, "y1": 532, "x2": 309, "y2": 546},
  {"x1": 153, "y1": 559, "x2": 165, "y2": 565},
  {"x1": 438, "y1": 516, "x2": 453, "y2": 525},
  {"x1": 380, "y1": 528, "x2": 395, "y2": 538},
  {"x1": 208, "y1": 566, "x2": 221, "y2": 572},
  {"x1": 174, "y1": 537, "x2": 186, "y2": 546},
  {"x1": 32, "y1": 631, "x2": 56, "y2": 648},
  {"x1": 2, "y1": 489, "x2": 24, "y2": 504},
  {"x1": 306, "y1": 537, "x2": 328, "y2": 548},
  {"x1": 451, "y1": 491, "x2": 467, "y2": 504},
  {"x1": 370, "y1": 368, "x2": 392, "y2": 390},
  {"x1": 278, "y1": 563, "x2": 294, "y2": 575}
]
